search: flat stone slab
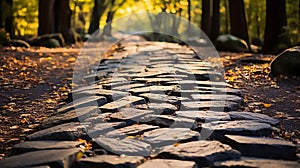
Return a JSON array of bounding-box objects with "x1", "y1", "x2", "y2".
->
[
  {"x1": 191, "y1": 94, "x2": 243, "y2": 103},
  {"x1": 214, "y1": 157, "x2": 300, "y2": 168},
  {"x1": 135, "y1": 103, "x2": 178, "y2": 115},
  {"x1": 42, "y1": 105, "x2": 99, "y2": 128},
  {"x1": 100, "y1": 96, "x2": 146, "y2": 112},
  {"x1": 112, "y1": 83, "x2": 147, "y2": 91},
  {"x1": 109, "y1": 108, "x2": 153, "y2": 123},
  {"x1": 201, "y1": 121, "x2": 272, "y2": 140},
  {"x1": 176, "y1": 111, "x2": 230, "y2": 122},
  {"x1": 195, "y1": 86, "x2": 243, "y2": 97},
  {"x1": 167, "y1": 80, "x2": 228, "y2": 87},
  {"x1": 140, "y1": 114, "x2": 197, "y2": 128},
  {"x1": 138, "y1": 159, "x2": 198, "y2": 168},
  {"x1": 12, "y1": 141, "x2": 83, "y2": 154},
  {"x1": 75, "y1": 155, "x2": 144, "y2": 168},
  {"x1": 223, "y1": 135, "x2": 297, "y2": 160},
  {"x1": 142, "y1": 128, "x2": 200, "y2": 147},
  {"x1": 157, "y1": 141, "x2": 241, "y2": 167},
  {"x1": 88, "y1": 122, "x2": 127, "y2": 138},
  {"x1": 228, "y1": 111, "x2": 279, "y2": 125},
  {"x1": 93, "y1": 89, "x2": 130, "y2": 102},
  {"x1": 58, "y1": 96, "x2": 106, "y2": 113},
  {"x1": 140, "y1": 93, "x2": 189, "y2": 106},
  {"x1": 0, "y1": 148, "x2": 81, "y2": 168},
  {"x1": 181, "y1": 101, "x2": 240, "y2": 111},
  {"x1": 94, "y1": 137, "x2": 151, "y2": 156},
  {"x1": 129, "y1": 85, "x2": 178, "y2": 95},
  {"x1": 132, "y1": 77, "x2": 180, "y2": 83},
  {"x1": 27, "y1": 122, "x2": 88, "y2": 141},
  {"x1": 105, "y1": 124, "x2": 159, "y2": 138}
]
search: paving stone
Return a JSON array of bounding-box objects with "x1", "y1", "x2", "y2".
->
[
  {"x1": 181, "y1": 101, "x2": 240, "y2": 111},
  {"x1": 140, "y1": 114, "x2": 197, "y2": 128},
  {"x1": 142, "y1": 128, "x2": 200, "y2": 147},
  {"x1": 157, "y1": 140, "x2": 241, "y2": 167},
  {"x1": 167, "y1": 80, "x2": 228, "y2": 87},
  {"x1": 105, "y1": 124, "x2": 159, "y2": 138},
  {"x1": 98, "y1": 77, "x2": 128, "y2": 85},
  {"x1": 201, "y1": 121, "x2": 272, "y2": 140},
  {"x1": 157, "y1": 74, "x2": 189, "y2": 78},
  {"x1": 87, "y1": 122, "x2": 127, "y2": 138},
  {"x1": 83, "y1": 71, "x2": 108, "y2": 83},
  {"x1": 133, "y1": 71, "x2": 169, "y2": 78},
  {"x1": 42, "y1": 105, "x2": 99, "y2": 128},
  {"x1": 191, "y1": 94, "x2": 243, "y2": 103},
  {"x1": 58, "y1": 96, "x2": 107, "y2": 113},
  {"x1": 223, "y1": 135, "x2": 297, "y2": 160},
  {"x1": 213, "y1": 157, "x2": 300, "y2": 168},
  {"x1": 100, "y1": 96, "x2": 146, "y2": 112},
  {"x1": 94, "y1": 137, "x2": 151, "y2": 156},
  {"x1": 138, "y1": 159, "x2": 198, "y2": 168},
  {"x1": 194, "y1": 86, "x2": 243, "y2": 97},
  {"x1": 135, "y1": 103, "x2": 178, "y2": 115},
  {"x1": 83, "y1": 112, "x2": 111, "y2": 124},
  {"x1": 112, "y1": 83, "x2": 147, "y2": 91},
  {"x1": 228, "y1": 111, "x2": 279, "y2": 125},
  {"x1": 129, "y1": 85, "x2": 179, "y2": 95},
  {"x1": 102, "y1": 81, "x2": 132, "y2": 89},
  {"x1": 109, "y1": 108, "x2": 153, "y2": 123},
  {"x1": 0, "y1": 148, "x2": 81, "y2": 168},
  {"x1": 75, "y1": 155, "x2": 144, "y2": 168},
  {"x1": 175, "y1": 111, "x2": 230, "y2": 122},
  {"x1": 133, "y1": 77, "x2": 180, "y2": 83},
  {"x1": 74, "y1": 89, "x2": 129, "y2": 102},
  {"x1": 13, "y1": 141, "x2": 84, "y2": 154},
  {"x1": 27, "y1": 122, "x2": 88, "y2": 141},
  {"x1": 140, "y1": 93, "x2": 190, "y2": 106}
]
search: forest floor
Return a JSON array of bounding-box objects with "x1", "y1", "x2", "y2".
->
[{"x1": 0, "y1": 43, "x2": 299, "y2": 159}]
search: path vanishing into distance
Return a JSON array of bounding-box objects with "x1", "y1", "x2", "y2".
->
[{"x1": 0, "y1": 41, "x2": 299, "y2": 168}]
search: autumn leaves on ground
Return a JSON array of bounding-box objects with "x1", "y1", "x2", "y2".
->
[{"x1": 0, "y1": 45, "x2": 300, "y2": 159}]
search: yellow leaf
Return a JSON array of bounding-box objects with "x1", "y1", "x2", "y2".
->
[
  {"x1": 263, "y1": 103, "x2": 272, "y2": 108},
  {"x1": 67, "y1": 57, "x2": 76, "y2": 62},
  {"x1": 76, "y1": 151, "x2": 84, "y2": 160}
]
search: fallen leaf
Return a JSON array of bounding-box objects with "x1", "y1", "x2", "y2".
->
[{"x1": 263, "y1": 103, "x2": 272, "y2": 108}]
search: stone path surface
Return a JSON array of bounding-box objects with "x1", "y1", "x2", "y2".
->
[{"x1": 0, "y1": 41, "x2": 299, "y2": 167}]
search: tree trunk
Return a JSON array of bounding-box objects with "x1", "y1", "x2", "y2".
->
[
  {"x1": 263, "y1": 0, "x2": 290, "y2": 53},
  {"x1": 211, "y1": 0, "x2": 220, "y2": 42},
  {"x1": 55, "y1": 0, "x2": 75, "y2": 44},
  {"x1": 0, "y1": 0, "x2": 14, "y2": 37},
  {"x1": 229, "y1": 0, "x2": 251, "y2": 51},
  {"x1": 38, "y1": 0, "x2": 56, "y2": 35},
  {"x1": 201, "y1": 0, "x2": 212, "y2": 37},
  {"x1": 88, "y1": 0, "x2": 108, "y2": 34}
]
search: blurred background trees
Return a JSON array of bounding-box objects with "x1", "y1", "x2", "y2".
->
[{"x1": 0, "y1": 0, "x2": 299, "y2": 53}]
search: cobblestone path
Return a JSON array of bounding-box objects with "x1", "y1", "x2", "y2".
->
[{"x1": 0, "y1": 42, "x2": 299, "y2": 167}]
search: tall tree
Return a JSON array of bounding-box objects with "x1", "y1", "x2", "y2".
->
[
  {"x1": 38, "y1": 0, "x2": 75, "y2": 44},
  {"x1": 263, "y1": 0, "x2": 290, "y2": 53},
  {"x1": 229, "y1": 0, "x2": 251, "y2": 51},
  {"x1": 0, "y1": 0, "x2": 13, "y2": 37},
  {"x1": 88, "y1": 0, "x2": 110, "y2": 34},
  {"x1": 201, "y1": 0, "x2": 220, "y2": 42},
  {"x1": 201, "y1": 0, "x2": 212, "y2": 37},
  {"x1": 211, "y1": 0, "x2": 220, "y2": 42}
]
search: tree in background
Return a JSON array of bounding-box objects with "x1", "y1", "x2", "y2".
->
[
  {"x1": 88, "y1": 0, "x2": 110, "y2": 34},
  {"x1": 229, "y1": 0, "x2": 251, "y2": 51},
  {"x1": 263, "y1": 0, "x2": 291, "y2": 54},
  {"x1": 0, "y1": 0, "x2": 14, "y2": 37},
  {"x1": 201, "y1": 0, "x2": 220, "y2": 42},
  {"x1": 38, "y1": 0, "x2": 75, "y2": 44}
]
